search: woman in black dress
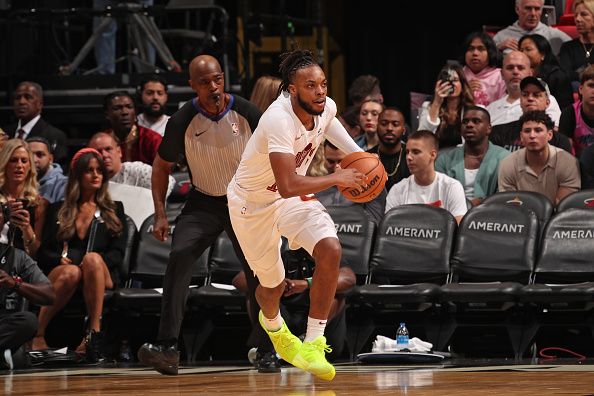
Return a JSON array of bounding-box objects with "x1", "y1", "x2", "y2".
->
[{"x1": 32, "y1": 148, "x2": 127, "y2": 362}]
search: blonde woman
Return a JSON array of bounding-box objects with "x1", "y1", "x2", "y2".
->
[
  {"x1": 0, "y1": 139, "x2": 47, "y2": 256},
  {"x1": 249, "y1": 75, "x2": 282, "y2": 112}
]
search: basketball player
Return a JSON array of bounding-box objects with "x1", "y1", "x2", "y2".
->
[
  {"x1": 137, "y1": 55, "x2": 277, "y2": 375},
  {"x1": 227, "y1": 49, "x2": 366, "y2": 380}
]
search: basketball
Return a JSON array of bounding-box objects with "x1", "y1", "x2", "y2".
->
[{"x1": 339, "y1": 152, "x2": 387, "y2": 203}]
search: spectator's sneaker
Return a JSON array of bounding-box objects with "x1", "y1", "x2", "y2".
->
[
  {"x1": 137, "y1": 342, "x2": 179, "y2": 375},
  {"x1": 258, "y1": 311, "x2": 302, "y2": 365},
  {"x1": 255, "y1": 350, "x2": 281, "y2": 373},
  {"x1": 1, "y1": 349, "x2": 13, "y2": 370},
  {"x1": 292, "y1": 336, "x2": 335, "y2": 381}
]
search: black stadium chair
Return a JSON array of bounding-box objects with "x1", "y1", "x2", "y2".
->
[
  {"x1": 482, "y1": 190, "x2": 553, "y2": 234},
  {"x1": 556, "y1": 189, "x2": 594, "y2": 212},
  {"x1": 439, "y1": 204, "x2": 539, "y2": 357},
  {"x1": 325, "y1": 205, "x2": 376, "y2": 284},
  {"x1": 184, "y1": 231, "x2": 248, "y2": 361},
  {"x1": 518, "y1": 209, "x2": 594, "y2": 355},
  {"x1": 350, "y1": 204, "x2": 457, "y2": 356},
  {"x1": 110, "y1": 210, "x2": 209, "y2": 354}
]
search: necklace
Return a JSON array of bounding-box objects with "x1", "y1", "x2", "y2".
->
[
  {"x1": 377, "y1": 146, "x2": 403, "y2": 177},
  {"x1": 582, "y1": 41, "x2": 594, "y2": 58}
]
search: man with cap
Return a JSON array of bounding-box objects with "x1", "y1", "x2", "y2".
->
[
  {"x1": 487, "y1": 51, "x2": 561, "y2": 127},
  {"x1": 489, "y1": 76, "x2": 572, "y2": 153},
  {"x1": 26, "y1": 137, "x2": 67, "y2": 204}
]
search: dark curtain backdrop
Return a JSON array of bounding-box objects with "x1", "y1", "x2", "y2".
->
[{"x1": 341, "y1": 0, "x2": 517, "y2": 121}]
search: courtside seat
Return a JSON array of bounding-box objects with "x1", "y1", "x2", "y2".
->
[
  {"x1": 325, "y1": 205, "x2": 376, "y2": 285},
  {"x1": 349, "y1": 205, "x2": 456, "y2": 356},
  {"x1": 556, "y1": 189, "x2": 594, "y2": 212},
  {"x1": 482, "y1": 190, "x2": 553, "y2": 235},
  {"x1": 185, "y1": 231, "x2": 248, "y2": 361},
  {"x1": 439, "y1": 204, "x2": 538, "y2": 357},
  {"x1": 112, "y1": 211, "x2": 209, "y2": 312},
  {"x1": 517, "y1": 209, "x2": 594, "y2": 356}
]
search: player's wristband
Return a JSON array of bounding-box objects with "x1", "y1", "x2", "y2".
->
[
  {"x1": 11, "y1": 276, "x2": 23, "y2": 293},
  {"x1": 306, "y1": 277, "x2": 313, "y2": 288}
]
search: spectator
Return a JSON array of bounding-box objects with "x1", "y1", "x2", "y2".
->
[
  {"x1": 347, "y1": 74, "x2": 383, "y2": 106},
  {"x1": 499, "y1": 110, "x2": 580, "y2": 204},
  {"x1": 100, "y1": 91, "x2": 162, "y2": 165},
  {"x1": 367, "y1": 107, "x2": 410, "y2": 192},
  {"x1": 249, "y1": 76, "x2": 282, "y2": 112},
  {"x1": 2, "y1": 82, "x2": 68, "y2": 166},
  {"x1": 519, "y1": 33, "x2": 574, "y2": 109},
  {"x1": 88, "y1": 132, "x2": 174, "y2": 196},
  {"x1": 338, "y1": 105, "x2": 362, "y2": 141},
  {"x1": 316, "y1": 141, "x2": 385, "y2": 224},
  {"x1": 93, "y1": 0, "x2": 156, "y2": 75},
  {"x1": 386, "y1": 130, "x2": 467, "y2": 223},
  {"x1": 356, "y1": 99, "x2": 384, "y2": 150},
  {"x1": 558, "y1": 64, "x2": 594, "y2": 156},
  {"x1": 26, "y1": 137, "x2": 67, "y2": 205},
  {"x1": 33, "y1": 148, "x2": 128, "y2": 363},
  {"x1": 460, "y1": 31, "x2": 506, "y2": 106},
  {"x1": 0, "y1": 219, "x2": 55, "y2": 370},
  {"x1": 137, "y1": 75, "x2": 170, "y2": 136},
  {"x1": 0, "y1": 139, "x2": 47, "y2": 256},
  {"x1": 559, "y1": 0, "x2": 594, "y2": 86},
  {"x1": 436, "y1": 106, "x2": 510, "y2": 205},
  {"x1": 494, "y1": 0, "x2": 571, "y2": 56},
  {"x1": 490, "y1": 76, "x2": 572, "y2": 152},
  {"x1": 418, "y1": 64, "x2": 475, "y2": 148},
  {"x1": 487, "y1": 51, "x2": 562, "y2": 126}
]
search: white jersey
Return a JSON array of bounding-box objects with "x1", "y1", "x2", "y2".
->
[{"x1": 233, "y1": 92, "x2": 337, "y2": 203}]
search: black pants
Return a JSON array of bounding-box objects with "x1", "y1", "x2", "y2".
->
[
  {"x1": 158, "y1": 189, "x2": 272, "y2": 352},
  {"x1": 0, "y1": 311, "x2": 37, "y2": 352}
]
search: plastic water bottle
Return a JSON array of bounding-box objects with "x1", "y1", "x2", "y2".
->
[{"x1": 396, "y1": 322, "x2": 409, "y2": 348}]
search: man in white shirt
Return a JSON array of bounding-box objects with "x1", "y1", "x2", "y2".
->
[
  {"x1": 136, "y1": 75, "x2": 170, "y2": 136},
  {"x1": 228, "y1": 49, "x2": 365, "y2": 381},
  {"x1": 487, "y1": 51, "x2": 561, "y2": 126},
  {"x1": 386, "y1": 130, "x2": 467, "y2": 224},
  {"x1": 494, "y1": 0, "x2": 571, "y2": 56}
]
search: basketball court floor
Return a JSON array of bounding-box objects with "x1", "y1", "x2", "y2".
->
[{"x1": 2, "y1": 358, "x2": 594, "y2": 395}]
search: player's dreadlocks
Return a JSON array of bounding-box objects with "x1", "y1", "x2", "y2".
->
[{"x1": 277, "y1": 49, "x2": 318, "y2": 96}]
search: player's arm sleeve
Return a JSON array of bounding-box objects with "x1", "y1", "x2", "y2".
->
[{"x1": 325, "y1": 117, "x2": 363, "y2": 154}]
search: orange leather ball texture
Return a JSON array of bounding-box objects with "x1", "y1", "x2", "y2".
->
[{"x1": 339, "y1": 152, "x2": 387, "y2": 203}]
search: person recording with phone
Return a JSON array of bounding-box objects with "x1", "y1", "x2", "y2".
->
[
  {"x1": 32, "y1": 148, "x2": 127, "y2": 363},
  {"x1": 0, "y1": 139, "x2": 48, "y2": 257},
  {"x1": 418, "y1": 64, "x2": 476, "y2": 148}
]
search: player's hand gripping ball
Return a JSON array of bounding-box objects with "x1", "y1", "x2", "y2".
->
[{"x1": 339, "y1": 152, "x2": 387, "y2": 203}]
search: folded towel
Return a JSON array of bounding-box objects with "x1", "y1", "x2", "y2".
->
[{"x1": 372, "y1": 335, "x2": 433, "y2": 353}]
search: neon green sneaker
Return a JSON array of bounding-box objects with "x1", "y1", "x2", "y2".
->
[
  {"x1": 292, "y1": 336, "x2": 335, "y2": 381},
  {"x1": 258, "y1": 311, "x2": 302, "y2": 365}
]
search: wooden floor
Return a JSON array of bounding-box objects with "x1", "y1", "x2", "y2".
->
[{"x1": 2, "y1": 361, "x2": 594, "y2": 395}]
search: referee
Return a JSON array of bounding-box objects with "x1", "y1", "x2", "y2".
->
[{"x1": 138, "y1": 55, "x2": 277, "y2": 374}]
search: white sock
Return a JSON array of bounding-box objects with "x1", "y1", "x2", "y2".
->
[
  {"x1": 262, "y1": 311, "x2": 283, "y2": 332},
  {"x1": 305, "y1": 316, "x2": 327, "y2": 342}
]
